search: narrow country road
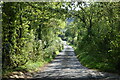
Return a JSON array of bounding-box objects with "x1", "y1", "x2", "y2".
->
[{"x1": 33, "y1": 43, "x2": 120, "y2": 80}]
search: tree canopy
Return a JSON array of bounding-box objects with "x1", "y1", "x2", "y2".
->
[{"x1": 2, "y1": 2, "x2": 120, "y2": 75}]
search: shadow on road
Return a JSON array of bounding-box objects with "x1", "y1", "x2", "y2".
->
[{"x1": 33, "y1": 44, "x2": 120, "y2": 80}]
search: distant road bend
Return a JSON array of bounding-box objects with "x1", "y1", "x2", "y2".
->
[{"x1": 34, "y1": 42, "x2": 120, "y2": 80}]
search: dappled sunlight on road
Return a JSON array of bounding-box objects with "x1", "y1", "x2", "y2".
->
[{"x1": 34, "y1": 43, "x2": 120, "y2": 79}]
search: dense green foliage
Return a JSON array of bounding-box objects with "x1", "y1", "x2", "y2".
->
[
  {"x1": 65, "y1": 2, "x2": 120, "y2": 73},
  {"x1": 2, "y1": 2, "x2": 66, "y2": 73},
  {"x1": 2, "y1": 2, "x2": 120, "y2": 75}
]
